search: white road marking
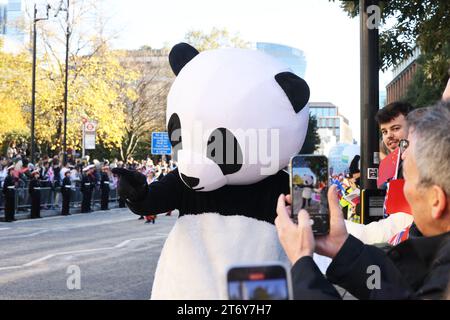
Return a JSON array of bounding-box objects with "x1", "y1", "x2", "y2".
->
[
  {"x1": 23, "y1": 255, "x2": 55, "y2": 267},
  {"x1": 0, "y1": 235, "x2": 165, "y2": 272},
  {"x1": 0, "y1": 266, "x2": 22, "y2": 271},
  {"x1": 0, "y1": 215, "x2": 138, "y2": 240},
  {"x1": 115, "y1": 240, "x2": 132, "y2": 248},
  {"x1": 0, "y1": 230, "x2": 48, "y2": 240}
]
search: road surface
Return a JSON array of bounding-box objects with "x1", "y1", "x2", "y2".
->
[{"x1": 0, "y1": 208, "x2": 176, "y2": 299}]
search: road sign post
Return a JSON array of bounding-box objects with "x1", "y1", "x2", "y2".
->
[{"x1": 82, "y1": 119, "x2": 97, "y2": 158}]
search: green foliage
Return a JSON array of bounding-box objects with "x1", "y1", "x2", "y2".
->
[
  {"x1": 332, "y1": 0, "x2": 450, "y2": 71},
  {"x1": 86, "y1": 140, "x2": 121, "y2": 162},
  {"x1": 332, "y1": 0, "x2": 450, "y2": 107},
  {"x1": 403, "y1": 44, "x2": 450, "y2": 107},
  {"x1": 132, "y1": 135, "x2": 152, "y2": 160},
  {"x1": 300, "y1": 115, "x2": 321, "y2": 154},
  {"x1": 330, "y1": 0, "x2": 450, "y2": 86}
]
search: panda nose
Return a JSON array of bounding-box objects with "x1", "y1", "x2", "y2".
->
[{"x1": 180, "y1": 173, "x2": 200, "y2": 189}]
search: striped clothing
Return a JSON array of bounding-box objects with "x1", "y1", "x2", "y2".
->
[
  {"x1": 389, "y1": 224, "x2": 412, "y2": 245},
  {"x1": 388, "y1": 222, "x2": 421, "y2": 246}
]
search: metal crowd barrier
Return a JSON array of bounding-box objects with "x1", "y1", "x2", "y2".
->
[{"x1": 0, "y1": 180, "x2": 119, "y2": 214}]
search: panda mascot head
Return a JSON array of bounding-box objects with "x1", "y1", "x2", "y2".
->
[
  {"x1": 167, "y1": 43, "x2": 310, "y2": 191},
  {"x1": 302, "y1": 174, "x2": 315, "y2": 186}
]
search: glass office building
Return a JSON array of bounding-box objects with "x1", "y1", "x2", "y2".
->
[
  {"x1": 256, "y1": 42, "x2": 307, "y2": 78},
  {"x1": 308, "y1": 102, "x2": 353, "y2": 145},
  {"x1": 0, "y1": 0, "x2": 25, "y2": 44},
  {"x1": 0, "y1": 1, "x2": 6, "y2": 35}
]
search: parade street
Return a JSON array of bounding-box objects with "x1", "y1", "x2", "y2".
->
[{"x1": 0, "y1": 209, "x2": 176, "y2": 299}]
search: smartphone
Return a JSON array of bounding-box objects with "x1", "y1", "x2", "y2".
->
[
  {"x1": 289, "y1": 154, "x2": 330, "y2": 235},
  {"x1": 226, "y1": 263, "x2": 293, "y2": 300}
]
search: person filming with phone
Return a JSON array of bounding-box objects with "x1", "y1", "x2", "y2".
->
[{"x1": 275, "y1": 101, "x2": 450, "y2": 300}]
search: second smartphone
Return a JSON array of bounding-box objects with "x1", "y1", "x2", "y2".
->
[{"x1": 289, "y1": 155, "x2": 330, "y2": 235}]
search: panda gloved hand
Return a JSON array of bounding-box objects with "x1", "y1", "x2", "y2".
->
[{"x1": 111, "y1": 168, "x2": 148, "y2": 203}]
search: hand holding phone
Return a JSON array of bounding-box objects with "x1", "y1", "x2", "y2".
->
[{"x1": 226, "y1": 262, "x2": 293, "y2": 300}]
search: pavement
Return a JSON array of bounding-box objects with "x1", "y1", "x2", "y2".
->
[{"x1": 0, "y1": 207, "x2": 177, "y2": 299}]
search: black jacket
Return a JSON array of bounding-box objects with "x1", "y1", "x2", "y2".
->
[
  {"x1": 100, "y1": 172, "x2": 110, "y2": 191},
  {"x1": 2, "y1": 175, "x2": 15, "y2": 197},
  {"x1": 29, "y1": 178, "x2": 41, "y2": 195},
  {"x1": 292, "y1": 231, "x2": 450, "y2": 300},
  {"x1": 126, "y1": 168, "x2": 289, "y2": 223},
  {"x1": 81, "y1": 174, "x2": 95, "y2": 193},
  {"x1": 61, "y1": 176, "x2": 72, "y2": 194}
]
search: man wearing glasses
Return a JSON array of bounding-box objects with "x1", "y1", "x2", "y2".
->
[{"x1": 275, "y1": 101, "x2": 450, "y2": 299}]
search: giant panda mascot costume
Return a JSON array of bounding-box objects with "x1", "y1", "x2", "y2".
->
[
  {"x1": 113, "y1": 43, "x2": 311, "y2": 299},
  {"x1": 113, "y1": 43, "x2": 413, "y2": 299}
]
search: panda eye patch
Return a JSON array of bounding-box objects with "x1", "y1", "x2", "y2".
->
[
  {"x1": 168, "y1": 113, "x2": 182, "y2": 148},
  {"x1": 207, "y1": 128, "x2": 243, "y2": 175}
]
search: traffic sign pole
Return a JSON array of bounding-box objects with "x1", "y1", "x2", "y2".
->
[{"x1": 82, "y1": 121, "x2": 85, "y2": 158}]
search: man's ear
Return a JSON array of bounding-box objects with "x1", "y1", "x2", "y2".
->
[{"x1": 430, "y1": 185, "x2": 447, "y2": 219}]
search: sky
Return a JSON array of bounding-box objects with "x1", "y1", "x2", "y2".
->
[
  {"x1": 104, "y1": 0, "x2": 394, "y2": 144},
  {"x1": 21, "y1": 0, "x2": 394, "y2": 144}
]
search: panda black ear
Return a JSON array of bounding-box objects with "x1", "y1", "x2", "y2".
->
[
  {"x1": 169, "y1": 43, "x2": 200, "y2": 76},
  {"x1": 275, "y1": 72, "x2": 310, "y2": 113}
]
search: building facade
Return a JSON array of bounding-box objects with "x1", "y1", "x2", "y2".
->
[
  {"x1": 386, "y1": 48, "x2": 420, "y2": 104},
  {"x1": 308, "y1": 102, "x2": 353, "y2": 145},
  {"x1": 255, "y1": 42, "x2": 307, "y2": 78},
  {"x1": 119, "y1": 47, "x2": 173, "y2": 82}
]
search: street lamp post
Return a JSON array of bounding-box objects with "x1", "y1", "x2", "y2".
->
[
  {"x1": 63, "y1": 0, "x2": 70, "y2": 164},
  {"x1": 55, "y1": 0, "x2": 70, "y2": 164},
  {"x1": 31, "y1": 3, "x2": 51, "y2": 164},
  {"x1": 360, "y1": 0, "x2": 380, "y2": 190}
]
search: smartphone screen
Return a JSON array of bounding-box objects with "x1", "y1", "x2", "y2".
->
[
  {"x1": 227, "y1": 264, "x2": 292, "y2": 300},
  {"x1": 290, "y1": 155, "x2": 329, "y2": 235}
]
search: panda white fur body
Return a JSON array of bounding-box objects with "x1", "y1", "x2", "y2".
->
[{"x1": 151, "y1": 213, "x2": 288, "y2": 299}]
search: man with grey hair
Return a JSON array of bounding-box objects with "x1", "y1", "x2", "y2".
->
[{"x1": 275, "y1": 100, "x2": 450, "y2": 299}]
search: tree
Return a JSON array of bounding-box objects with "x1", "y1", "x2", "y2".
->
[
  {"x1": 332, "y1": 0, "x2": 450, "y2": 105},
  {"x1": 117, "y1": 48, "x2": 174, "y2": 161},
  {"x1": 114, "y1": 28, "x2": 250, "y2": 161},
  {"x1": 403, "y1": 45, "x2": 450, "y2": 107},
  {"x1": 184, "y1": 27, "x2": 250, "y2": 51},
  {"x1": 26, "y1": 0, "x2": 133, "y2": 157},
  {"x1": 0, "y1": 39, "x2": 30, "y2": 146},
  {"x1": 300, "y1": 115, "x2": 321, "y2": 154}
]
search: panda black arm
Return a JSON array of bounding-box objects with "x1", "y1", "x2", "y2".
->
[{"x1": 125, "y1": 168, "x2": 182, "y2": 216}]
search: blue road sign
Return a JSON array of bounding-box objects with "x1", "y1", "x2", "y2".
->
[{"x1": 151, "y1": 132, "x2": 172, "y2": 155}]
